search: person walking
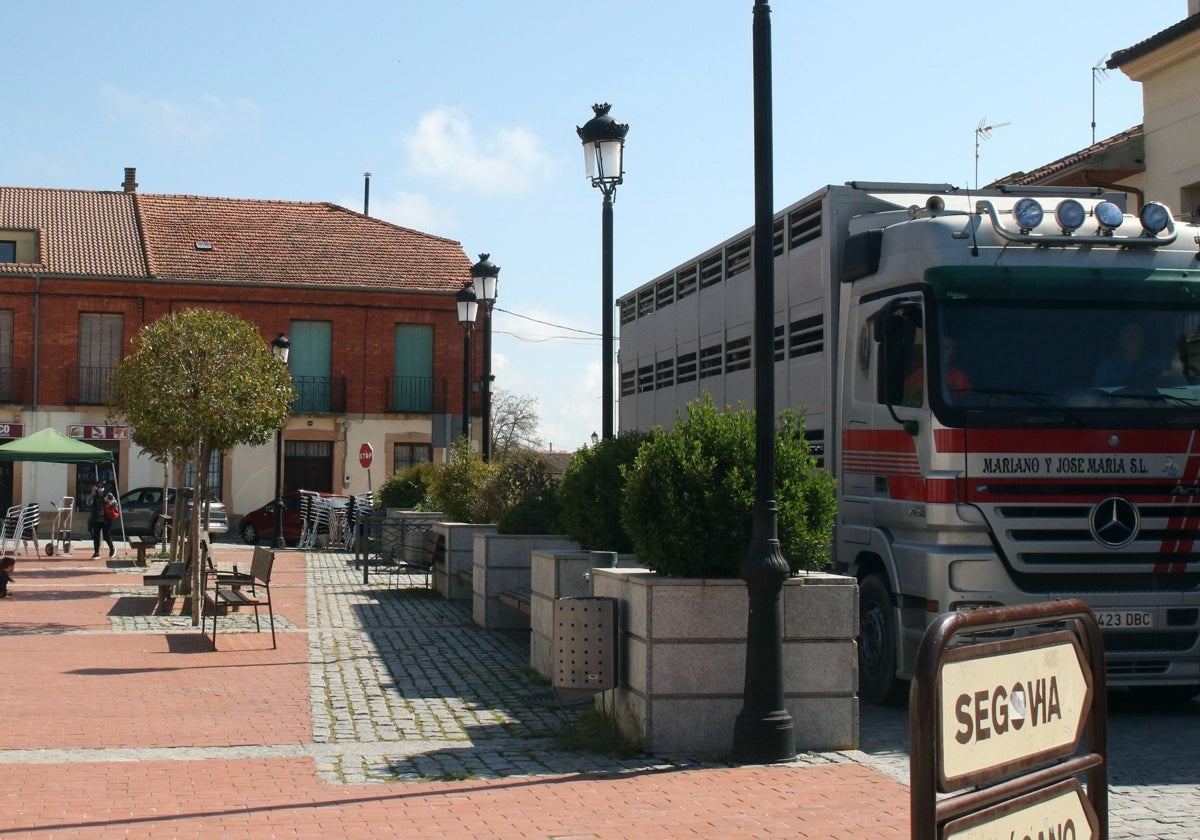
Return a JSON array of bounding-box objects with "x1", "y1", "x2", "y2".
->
[{"x1": 87, "y1": 480, "x2": 117, "y2": 559}]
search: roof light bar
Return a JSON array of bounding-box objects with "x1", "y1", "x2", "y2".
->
[
  {"x1": 1054, "y1": 199, "x2": 1086, "y2": 234},
  {"x1": 1012, "y1": 198, "x2": 1043, "y2": 233}
]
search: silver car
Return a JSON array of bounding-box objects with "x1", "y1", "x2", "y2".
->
[{"x1": 116, "y1": 487, "x2": 229, "y2": 538}]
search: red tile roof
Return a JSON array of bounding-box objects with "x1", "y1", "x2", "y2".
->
[
  {"x1": 0, "y1": 186, "x2": 471, "y2": 293},
  {"x1": 0, "y1": 187, "x2": 147, "y2": 277},
  {"x1": 989, "y1": 125, "x2": 1144, "y2": 187},
  {"x1": 136, "y1": 194, "x2": 471, "y2": 292}
]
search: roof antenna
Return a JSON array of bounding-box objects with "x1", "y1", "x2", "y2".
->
[
  {"x1": 974, "y1": 118, "x2": 1011, "y2": 189},
  {"x1": 1092, "y1": 56, "x2": 1109, "y2": 145},
  {"x1": 363, "y1": 172, "x2": 371, "y2": 216}
]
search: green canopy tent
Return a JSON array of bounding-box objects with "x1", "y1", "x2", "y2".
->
[{"x1": 0, "y1": 428, "x2": 124, "y2": 551}]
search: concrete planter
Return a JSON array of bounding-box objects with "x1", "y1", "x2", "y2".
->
[
  {"x1": 433, "y1": 523, "x2": 497, "y2": 600},
  {"x1": 471, "y1": 533, "x2": 579, "y2": 629},
  {"x1": 590, "y1": 567, "x2": 859, "y2": 758}
]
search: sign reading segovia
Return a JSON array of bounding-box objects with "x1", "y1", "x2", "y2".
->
[{"x1": 910, "y1": 601, "x2": 1108, "y2": 840}]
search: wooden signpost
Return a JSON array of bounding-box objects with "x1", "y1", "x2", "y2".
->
[{"x1": 910, "y1": 600, "x2": 1107, "y2": 839}]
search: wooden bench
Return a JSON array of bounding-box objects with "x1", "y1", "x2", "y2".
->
[
  {"x1": 498, "y1": 589, "x2": 532, "y2": 615},
  {"x1": 203, "y1": 546, "x2": 275, "y2": 649},
  {"x1": 127, "y1": 535, "x2": 158, "y2": 567},
  {"x1": 142, "y1": 561, "x2": 187, "y2": 608}
]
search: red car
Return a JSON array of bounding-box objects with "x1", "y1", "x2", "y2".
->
[{"x1": 238, "y1": 492, "x2": 349, "y2": 545}]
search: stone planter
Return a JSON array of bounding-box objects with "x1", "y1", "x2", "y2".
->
[
  {"x1": 471, "y1": 533, "x2": 579, "y2": 630},
  {"x1": 433, "y1": 523, "x2": 497, "y2": 600},
  {"x1": 530, "y1": 550, "x2": 639, "y2": 679},
  {"x1": 590, "y1": 567, "x2": 858, "y2": 758}
]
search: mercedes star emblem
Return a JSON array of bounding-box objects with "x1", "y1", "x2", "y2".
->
[{"x1": 1089, "y1": 496, "x2": 1140, "y2": 548}]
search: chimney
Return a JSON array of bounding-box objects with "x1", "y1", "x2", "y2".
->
[
  {"x1": 122, "y1": 167, "x2": 138, "y2": 193},
  {"x1": 1191, "y1": 0, "x2": 1199, "y2": 17}
]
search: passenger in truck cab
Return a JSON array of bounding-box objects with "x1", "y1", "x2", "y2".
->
[
  {"x1": 1093, "y1": 322, "x2": 1173, "y2": 387},
  {"x1": 904, "y1": 336, "x2": 972, "y2": 404}
]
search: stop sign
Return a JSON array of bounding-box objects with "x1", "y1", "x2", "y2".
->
[{"x1": 358, "y1": 442, "x2": 374, "y2": 469}]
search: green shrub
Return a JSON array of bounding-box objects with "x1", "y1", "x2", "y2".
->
[
  {"x1": 489, "y1": 450, "x2": 562, "y2": 534},
  {"x1": 558, "y1": 431, "x2": 649, "y2": 552},
  {"x1": 429, "y1": 438, "x2": 500, "y2": 523},
  {"x1": 620, "y1": 395, "x2": 836, "y2": 578},
  {"x1": 377, "y1": 462, "x2": 439, "y2": 509}
]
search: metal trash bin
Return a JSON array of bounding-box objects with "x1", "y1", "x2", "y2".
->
[{"x1": 552, "y1": 596, "x2": 617, "y2": 692}]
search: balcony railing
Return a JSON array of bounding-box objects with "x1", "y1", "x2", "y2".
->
[
  {"x1": 291, "y1": 376, "x2": 346, "y2": 414},
  {"x1": 386, "y1": 376, "x2": 447, "y2": 414},
  {"x1": 68, "y1": 365, "x2": 117, "y2": 406},
  {"x1": 0, "y1": 367, "x2": 28, "y2": 405}
]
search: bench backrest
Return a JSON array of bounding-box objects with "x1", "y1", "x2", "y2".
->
[{"x1": 251, "y1": 546, "x2": 274, "y2": 584}]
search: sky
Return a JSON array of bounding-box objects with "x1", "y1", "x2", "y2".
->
[{"x1": 3, "y1": 1, "x2": 1189, "y2": 452}]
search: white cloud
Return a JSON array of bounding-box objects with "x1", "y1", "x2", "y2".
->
[
  {"x1": 403, "y1": 106, "x2": 555, "y2": 195},
  {"x1": 100, "y1": 85, "x2": 259, "y2": 145}
]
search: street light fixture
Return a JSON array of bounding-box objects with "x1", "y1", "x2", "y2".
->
[
  {"x1": 470, "y1": 254, "x2": 500, "y2": 462},
  {"x1": 731, "y1": 0, "x2": 795, "y2": 764},
  {"x1": 456, "y1": 282, "x2": 479, "y2": 445},
  {"x1": 270, "y1": 332, "x2": 291, "y2": 549},
  {"x1": 577, "y1": 103, "x2": 628, "y2": 440}
]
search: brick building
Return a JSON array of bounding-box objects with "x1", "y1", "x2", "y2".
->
[{"x1": 0, "y1": 168, "x2": 476, "y2": 523}]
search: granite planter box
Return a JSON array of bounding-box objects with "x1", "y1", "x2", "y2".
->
[
  {"x1": 590, "y1": 567, "x2": 859, "y2": 758},
  {"x1": 433, "y1": 523, "x2": 497, "y2": 600},
  {"x1": 471, "y1": 533, "x2": 579, "y2": 630}
]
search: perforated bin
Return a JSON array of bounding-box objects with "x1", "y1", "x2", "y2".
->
[{"x1": 552, "y1": 596, "x2": 617, "y2": 692}]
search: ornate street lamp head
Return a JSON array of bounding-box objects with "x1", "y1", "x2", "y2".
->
[
  {"x1": 577, "y1": 103, "x2": 629, "y2": 191},
  {"x1": 271, "y1": 332, "x2": 290, "y2": 364},
  {"x1": 456, "y1": 282, "x2": 479, "y2": 327},
  {"x1": 470, "y1": 253, "x2": 501, "y2": 303}
]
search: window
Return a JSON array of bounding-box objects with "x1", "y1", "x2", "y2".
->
[
  {"x1": 393, "y1": 442, "x2": 432, "y2": 470},
  {"x1": 393, "y1": 324, "x2": 434, "y2": 411},
  {"x1": 184, "y1": 450, "x2": 224, "y2": 500},
  {"x1": 289, "y1": 321, "x2": 333, "y2": 412},
  {"x1": 0, "y1": 241, "x2": 14, "y2": 263},
  {"x1": 78, "y1": 313, "x2": 123, "y2": 404}
]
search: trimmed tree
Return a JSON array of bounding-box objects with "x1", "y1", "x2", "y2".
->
[{"x1": 108, "y1": 308, "x2": 292, "y2": 623}]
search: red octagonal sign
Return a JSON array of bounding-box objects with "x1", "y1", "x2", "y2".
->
[{"x1": 359, "y1": 442, "x2": 374, "y2": 469}]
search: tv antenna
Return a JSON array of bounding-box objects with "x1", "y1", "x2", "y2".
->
[
  {"x1": 975, "y1": 118, "x2": 1011, "y2": 188},
  {"x1": 1091, "y1": 55, "x2": 1109, "y2": 145}
]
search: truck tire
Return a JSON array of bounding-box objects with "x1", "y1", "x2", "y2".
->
[{"x1": 859, "y1": 574, "x2": 907, "y2": 706}]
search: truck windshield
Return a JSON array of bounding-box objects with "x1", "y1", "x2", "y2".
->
[{"x1": 929, "y1": 270, "x2": 1200, "y2": 423}]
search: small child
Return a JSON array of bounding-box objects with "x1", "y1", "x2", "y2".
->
[{"x1": 0, "y1": 556, "x2": 14, "y2": 598}]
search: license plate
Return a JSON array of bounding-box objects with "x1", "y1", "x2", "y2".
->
[{"x1": 1095, "y1": 609, "x2": 1154, "y2": 629}]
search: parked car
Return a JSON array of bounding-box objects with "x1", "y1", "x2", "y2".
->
[
  {"x1": 239, "y1": 492, "x2": 349, "y2": 546},
  {"x1": 116, "y1": 486, "x2": 229, "y2": 538}
]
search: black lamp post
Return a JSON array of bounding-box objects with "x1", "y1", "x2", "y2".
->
[
  {"x1": 577, "y1": 103, "x2": 628, "y2": 441},
  {"x1": 271, "y1": 332, "x2": 291, "y2": 549},
  {"x1": 470, "y1": 254, "x2": 500, "y2": 462},
  {"x1": 731, "y1": 0, "x2": 795, "y2": 764},
  {"x1": 456, "y1": 282, "x2": 479, "y2": 444}
]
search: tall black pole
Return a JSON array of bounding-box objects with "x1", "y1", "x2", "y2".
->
[
  {"x1": 731, "y1": 0, "x2": 795, "y2": 764},
  {"x1": 601, "y1": 192, "x2": 615, "y2": 440},
  {"x1": 461, "y1": 328, "x2": 472, "y2": 442},
  {"x1": 274, "y1": 428, "x2": 285, "y2": 548},
  {"x1": 481, "y1": 301, "x2": 493, "y2": 461}
]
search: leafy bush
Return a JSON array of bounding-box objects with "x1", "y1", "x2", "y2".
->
[
  {"x1": 429, "y1": 438, "x2": 500, "y2": 523},
  {"x1": 558, "y1": 431, "x2": 649, "y2": 552},
  {"x1": 620, "y1": 395, "x2": 836, "y2": 578},
  {"x1": 377, "y1": 462, "x2": 439, "y2": 509},
  {"x1": 488, "y1": 450, "x2": 562, "y2": 534}
]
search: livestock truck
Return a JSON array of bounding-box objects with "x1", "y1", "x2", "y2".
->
[{"x1": 617, "y1": 181, "x2": 1200, "y2": 704}]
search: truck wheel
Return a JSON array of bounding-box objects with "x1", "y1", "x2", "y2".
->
[{"x1": 859, "y1": 574, "x2": 907, "y2": 706}]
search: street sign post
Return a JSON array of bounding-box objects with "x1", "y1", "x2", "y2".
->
[
  {"x1": 910, "y1": 600, "x2": 1107, "y2": 840},
  {"x1": 359, "y1": 443, "x2": 374, "y2": 491}
]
